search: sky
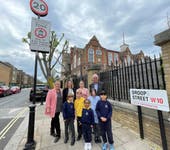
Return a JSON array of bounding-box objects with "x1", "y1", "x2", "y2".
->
[{"x1": 0, "y1": 0, "x2": 169, "y2": 82}]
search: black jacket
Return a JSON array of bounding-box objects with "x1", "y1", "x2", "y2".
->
[
  {"x1": 89, "y1": 81, "x2": 105, "y2": 96},
  {"x1": 62, "y1": 88, "x2": 76, "y2": 103}
]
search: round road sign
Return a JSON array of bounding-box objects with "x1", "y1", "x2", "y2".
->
[
  {"x1": 30, "y1": 0, "x2": 48, "y2": 17},
  {"x1": 35, "y1": 27, "x2": 47, "y2": 38}
]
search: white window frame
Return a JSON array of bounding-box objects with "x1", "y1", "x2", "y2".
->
[{"x1": 88, "y1": 48, "x2": 94, "y2": 63}]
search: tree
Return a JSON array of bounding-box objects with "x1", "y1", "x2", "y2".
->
[{"x1": 22, "y1": 31, "x2": 69, "y2": 88}]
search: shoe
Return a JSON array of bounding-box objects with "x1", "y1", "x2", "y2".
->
[
  {"x1": 87, "y1": 143, "x2": 92, "y2": 150},
  {"x1": 84, "y1": 143, "x2": 87, "y2": 150},
  {"x1": 50, "y1": 133, "x2": 56, "y2": 137},
  {"x1": 70, "y1": 139, "x2": 75, "y2": 146},
  {"x1": 102, "y1": 143, "x2": 107, "y2": 150},
  {"x1": 95, "y1": 137, "x2": 101, "y2": 143},
  {"x1": 64, "y1": 138, "x2": 68, "y2": 144},
  {"x1": 54, "y1": 136, "x2": 60, "y2": 143},
  {"x1": 110, "y1": 144, "x2": 115, "y2": 150},
  {"x1": 77, "y1": 135, "x2": 81, "y2": 141}
]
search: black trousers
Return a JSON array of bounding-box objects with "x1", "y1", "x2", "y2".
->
[
  {"x1": 51, "y1": 112, "x2": 61, "y2": 137},
  {"x1": 64, "y1": 118, "x2": 75, "y2": 140},
  {"x1": 82, "y1": 124, "x2": 92, "y2": 142},
  {"x1": 94, "y1": 123, "x2": 101, "y2": 139},
  {"x1": 100, "y1": 119, "x2": 114, "y2": 144},
  {"x1": 77, "y1": 117, "x2": 82, "y2": 137}
]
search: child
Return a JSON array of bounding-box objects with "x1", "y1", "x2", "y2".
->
[
  {"x1": 88, "y1": 88, "x2": 101, "y2": 143},
  {"x1": 96, "y1": 91, "x2": 115, "y2": 150},
  {"x1": 62, "y1": 92, "x2": 75, "y2": 146},
  {"x1": 81, "y1": 99, "x2": 94, "y2": 150},
  {"x1": 74, "y1": 89, "x2": 85, "y2": 141}
]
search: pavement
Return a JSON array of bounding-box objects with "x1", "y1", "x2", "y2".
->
[{"x1": 4, "y1": 104, "x2": 163, "y2": 150}]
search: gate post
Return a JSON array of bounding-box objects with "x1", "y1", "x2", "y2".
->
[{"x1": 154, "y1": 29, "x2": 170, "y2": 150}]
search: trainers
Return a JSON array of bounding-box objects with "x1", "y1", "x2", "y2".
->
[
  {"x1": 70, "y1": 139, "x2": 75, "y2": 146},
  {"x1": 87, "y1": 143, "x2": 92, "y2": 150},
  {"x1": 102, "y1": 143, "x2": 107, "y2": 150},
  {"x1": 110, "y1": 144, "x2": 115, "y2": 150},
  {"x1": 54, "y1": 136, "x2": 60, "y2": 143},
  {"x1": 84, "y1": 143, "x2": 87, "y2": 150},
  {"x1": 64, "y1": 138, "x2": 68, "y2": 143}
]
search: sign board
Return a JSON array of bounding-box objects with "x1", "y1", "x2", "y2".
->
[
  {"x1": 30, "y1": 0, "x2": 48, "y2": 16},
  {"x1": 30, "y1": 17, "x2": 51, "y2": 53},
  {"x1": 130, "y1": 89, "x2": 170, "y2": 112}
]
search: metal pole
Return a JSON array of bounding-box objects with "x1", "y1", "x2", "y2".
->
[
  {"x1": 24, "y1": 51, "x2": 38, "y2": 149},
  {"x1": 157, "y1": 110, "x2": 168, "y2": 150},
  {"x1": 136, "y1": 60, "x2": 144, "y2": 139},
  {"x1": 24, "y1": 105, "x2": 36, "y2": 149}
]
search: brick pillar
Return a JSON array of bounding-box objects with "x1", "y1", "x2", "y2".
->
[
  {"x1": 154, "y1": 29, "x2": 170, "y2": 102},
  {"x1": 87, "y1": 64, "x2": 101, "y2": 88}
]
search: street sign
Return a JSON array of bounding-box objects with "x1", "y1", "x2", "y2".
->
[
  {"x1": 30, "y1": 0, "x2": 48, "y2": 17},
  {"x1": 130, "y1": 89, "x2": 170, "y2": 112},
  {"x1": 30, "y1": 17, "x2": 51, "y2": 53}
]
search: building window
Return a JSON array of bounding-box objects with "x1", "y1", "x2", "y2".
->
[
  {"x1": 96, "y1": 49, "x2": 102, "y2": 55},
  {"x1": 88, "y1": 48, "x2": 94, "y2": 63},
  {"x1": 114, "y1": 53, "x2": 118, "y2": 65},
  {"x1": 108, "y1": 52, "x2": 112, "y2": 66}
]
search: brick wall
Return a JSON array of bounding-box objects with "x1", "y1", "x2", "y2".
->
[{"x1": 112, "y1": 106, "x2": 170, "y2": 148}]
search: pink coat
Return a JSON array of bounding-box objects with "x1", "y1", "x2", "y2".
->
[{"x1": 45, "y1": 89, "x2": 57, "y2": 118}]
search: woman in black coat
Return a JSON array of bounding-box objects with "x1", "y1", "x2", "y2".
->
[{"x1": 63, "y1": 80, "x2": 76, "y2": 103}]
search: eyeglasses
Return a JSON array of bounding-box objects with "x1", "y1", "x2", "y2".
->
[
  {"x1": 100, "y1": 93, "x2": 106, "y2": 95},
  {"x1": 76, "y1": 92, "x2": 82, "y2": 94},
  {"x1": 68, "y1": 96, "x2": 73, "y2": 98}
]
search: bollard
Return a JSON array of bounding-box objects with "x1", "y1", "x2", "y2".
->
[{"x1": 24, "y1": 104, "x2": 36, "y2": 150}]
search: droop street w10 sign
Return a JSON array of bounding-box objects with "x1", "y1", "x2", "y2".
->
[
  {"x1": 30, "y1": 17, "x2": 51, "y2": 53},
  {"x1": 130, "y1": 89, "x2": 169, "y2": 112}
]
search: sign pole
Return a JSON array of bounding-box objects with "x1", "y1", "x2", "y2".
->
[
  {"x1": 157, "y1": 110, "x2": 168, "y2": 150},
  {"x1": 25, "y1": 1, "x2": 49, "y2": 149}
]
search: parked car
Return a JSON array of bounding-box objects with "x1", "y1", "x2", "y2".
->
[
  {"x1": 0, "y1": 85, "x2": 11, "y2": 97},
  {"x1": 29, "y1": 84, "x2": 49, "y2": 102},
  {"x1": 10, "y1": 86, "x2": 21, "y2": 94}
]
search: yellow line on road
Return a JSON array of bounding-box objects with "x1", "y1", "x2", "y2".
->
[{"x1": 0, "y1": 108, "x2": 27, "y2": 140}]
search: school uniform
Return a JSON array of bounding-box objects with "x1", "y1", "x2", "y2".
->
[
  {"x1": 88, "y1": 95, "x2": 101, "y2": 142},
  {"x1": 95, "y1": 100, "x2": 114, "y2": 144},
  {"x1": 62, "y1": 101, "x2": 75, "y2": 143},
  {"x1": 81, "y1": 108, "x2": 94, "y2": 143},
  {"x1": 74, "y1": 97, "x2": 85, "y2": 139}
]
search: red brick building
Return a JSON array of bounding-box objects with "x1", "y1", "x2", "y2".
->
[{"x1": 62, "y1": 35, "x2": 145, "y2": 79}]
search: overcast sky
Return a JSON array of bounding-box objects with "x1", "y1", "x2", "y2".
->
[{"x1": 0, "y1": 0, "x2": 169, "y2": 82}]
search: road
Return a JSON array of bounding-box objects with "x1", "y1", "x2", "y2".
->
[{"x1": 0, "y1": 88, "x2": 31, "y2": 150}]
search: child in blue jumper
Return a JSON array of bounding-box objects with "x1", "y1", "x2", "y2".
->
[
  {"x1": 81, "y1": 99, "x2": 94, "y2": 150},
  {"x1": 96, "y1": 91, "x2": 114, "y2": 150},
  {"x1": 62, "y1": 92, "x2": 75, "y2": 146}
]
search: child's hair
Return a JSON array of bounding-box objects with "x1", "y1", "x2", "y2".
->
[
  {"x1": 90, "y1": 88, "x2": 97, "y2": 95},
  {"x1": 84, "y1": 99, "x2": 91, "y2": 104},
  {"x1": 67, "y1": 92, "x2": 74, "y2": 99}
]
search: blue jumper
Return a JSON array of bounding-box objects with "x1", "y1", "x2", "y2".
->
[
  {"x1": 62, "y1": 101, "x2": 75, "y2": 120},
  {"x1": 95, "y1": 100, "x2": 112, "y2": 121},
  {"x1": 81, "y1": 108, "x2": 94, "y2": 125}
]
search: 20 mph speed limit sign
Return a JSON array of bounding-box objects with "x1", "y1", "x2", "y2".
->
[
  {"x1": 30, "y1": 17, "x2": 51, "y2": 53},
  {"x1": 30, "y1": 0, "x2": 48, "y2": 16}
]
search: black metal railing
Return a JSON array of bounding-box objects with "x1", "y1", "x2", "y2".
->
[{"x1": 100, "y1": 56, "x2": 165, "y2": 102}]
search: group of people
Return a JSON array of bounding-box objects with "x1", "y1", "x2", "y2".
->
[{"x1": 45, "y1": 74, "x2": 115, "y2": 150}]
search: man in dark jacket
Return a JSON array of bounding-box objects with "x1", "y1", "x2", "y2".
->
[{"x1": 89, "y1": 73, "x2": 104, "y2": 96}]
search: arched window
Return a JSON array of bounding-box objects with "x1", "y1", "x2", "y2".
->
[{"x1": 88, "y1": 48, "x2": 94, "y2": 63}]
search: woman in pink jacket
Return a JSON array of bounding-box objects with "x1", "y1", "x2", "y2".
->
[
  {"x1": 78, "y1": 80, "x2": 89, "y2": 99},
  {"x1": 45, "y1": 80, "x2": 63, "y2": 143}
]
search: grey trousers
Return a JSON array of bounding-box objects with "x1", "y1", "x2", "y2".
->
[{"x1": 64, "y1": 118, "x2": 75, "y2": 140}]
